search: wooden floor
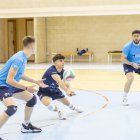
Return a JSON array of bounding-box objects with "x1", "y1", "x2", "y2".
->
[
  {"x1": 1, "y1": 63, "x2": 140, "y2": 91},
  {"x1": 23, "y1": 69, "x2": 140, "y2": 92}
]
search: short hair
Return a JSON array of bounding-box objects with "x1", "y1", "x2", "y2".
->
[
  {"x1": 132, "y1": 30, "x2": 140, "y2": 36},
  {"x1": 53, "y1": 54, "x2": 65, "y2": 62},
  {"x1": 23, "y1": 36, "x2": 35, "y2": 47}
]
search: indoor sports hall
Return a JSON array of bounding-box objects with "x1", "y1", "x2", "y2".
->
[{"x1": 0, "y1": 1, "x2": 140, "y2": 140}]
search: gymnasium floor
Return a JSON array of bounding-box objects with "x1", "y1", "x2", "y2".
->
[{"x1": 0, "y1": 63, "x2": 140, "y2": 140}]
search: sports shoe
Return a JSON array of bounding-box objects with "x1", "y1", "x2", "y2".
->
[
  {"x1": 70, "y1": 105, "x2": 83, "y2": 113},
  {"x1": 58, "y1": 110, "x2": 66, "y2": 120},
  {"x1": 21, "y1": 123, "x2": 42, "y2": 133},
  {"x1": 122, "y1": 97, "x2": 129, "y2": 106},
  {"x1": 0, "y1": 137, "x2": 4, "y2": 140}
]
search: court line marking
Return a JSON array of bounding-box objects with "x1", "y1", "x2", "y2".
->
[
  {"x1": 74, "y1": 89, "x2": 109, "y2": 118},
  {"x1": 0, "y1": 89, "x2": 109, "y2": 136}
]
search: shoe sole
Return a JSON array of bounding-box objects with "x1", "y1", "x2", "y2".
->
[
  {"x1": 76, "y1": 110, "x2": 84, "y2": 113},
  {"x1": 21, "y1": 130, "x2": 42, "y2": 133},
  {"x1": 122, "y1": 103, "x2": 129, "y2": 106},
  {"x1": 59, "y1": 118, "x2": 67, "y2": 120}
]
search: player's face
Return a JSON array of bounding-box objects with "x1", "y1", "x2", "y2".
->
[
  {"x1": 27, "y1": 42, "x2": 35, "y2": 57},
  {"x1": 55, "y1": 59, "x2": 65, "y2": 69},
  {"x1": 133, "y1": 34, "x2": 140, "y2": 44}
]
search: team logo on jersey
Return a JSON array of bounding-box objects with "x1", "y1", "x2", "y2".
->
[
  {"x1": 13, "y1": 106, "x2": 17, "y2": 111},
  {"x1": 52, "y1": 72, "x2": 57, "y2": 74},
  {"x1": 134, "y1": 54, "x2": 140, "y2": 57},
  {"x1": 125, "y1": 69, "x2": 128, "y2": 72},
  {"x1": 4, "y1": 92, "x2": 10, "y2": 97}
]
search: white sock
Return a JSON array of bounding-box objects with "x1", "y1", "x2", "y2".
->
[
  {"x1": 68, "y1": 103, "x2": 75, "y2": 110},
  {"x1": 123, "y1": 92, "x2": 128, "y2": 98},
  {"x1": 47, "y1": 103, "x2": 57, "y2": 111}
]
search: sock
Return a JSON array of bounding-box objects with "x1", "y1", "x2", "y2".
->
[
  {"x1": 24, "y1": 120, "x2": 30, "y2": 126},
  {"x1": 123, "y1": 92, "x2": 128, "y2": 98},
  {"x1": 47, "y1": 103, "x2": 57, "y2": 111},
  {"x1": 68, "y1": 103, "x2": 75, "y2": 110}
]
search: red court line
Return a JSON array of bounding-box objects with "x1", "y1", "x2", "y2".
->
[{"x1": 73, "y1": 88, "x2": 109, "y2": 118}]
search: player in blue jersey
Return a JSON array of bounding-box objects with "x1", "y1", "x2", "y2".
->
[
  {"x1": 121, "y1": 30, "x2": 140, "y2": 106},
  {"x1": 0, "y1": 36, "x2": 47, "y2": 140},
  {"x1": 37, "y1": 54, "x2": 83, "y2": 120}
]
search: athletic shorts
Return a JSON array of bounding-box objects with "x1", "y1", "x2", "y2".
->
[
  {"x1": 123, "y1": 64, "x2": 140, "y2": 75},
  {"x1": 0, "y1": 86, "x2": 24, "y2": 101},
  {"x1": 37, "y1": 88, "x2": 65, "y2": 100}
]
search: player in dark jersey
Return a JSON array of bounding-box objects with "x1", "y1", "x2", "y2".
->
[{"x1": 37, "y1": 54, "x2": 83, "y2": 120}]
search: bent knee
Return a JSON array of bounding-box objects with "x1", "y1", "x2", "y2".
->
[{"x1": 41, "y1": 97, "x2": 52, "y2": 106}]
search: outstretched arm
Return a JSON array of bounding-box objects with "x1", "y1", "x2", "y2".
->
[
  {"x1": 22, "y1": 74, "x2": 48, "y2": 88},
  {"x1": 52, "y1": 74, "x2": 75, "y2": 96}
]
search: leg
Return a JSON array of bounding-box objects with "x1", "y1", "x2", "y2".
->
[
  {"x1": 41, "y1": 96, "x2": 57, "y2": 112},
  {"x1": 124, "y1": 72, "x2": 134, "y2": 94},
  {"x1": 123, "y1": 72, "x2": 134, "y2": 105},
  {"x1": 0, "y1": 97, "x2": 17, "y2": 128},
  {"x1": 13, "y1": 91, "x2": 36, "y2": 123},
  {"x1": 13, "y1": 91, "x2": 41, "y2": 133},
  {"x1": 40, "y1": 96, "x2": 67, "y2": 120},
  {"x1": 58, "y1": 97, "x2": 83, "y2": 113},
  {"x1": 58, "y1": 97, "x2": 71, "y2": 106}
]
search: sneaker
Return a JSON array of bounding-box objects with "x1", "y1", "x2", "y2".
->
[
  {"x1": 71, "y1": 105, "x2": 83, "y2": 113},
  {"x1": 122, "y1": 97, "x2": 129, "y2": 106},
  {"x1": 21, "y1": 123, "x2": 42, "y2": 133},
  {"x1": 58, "y1": 111, "x2": 66, "y2": 120},
  {"x1": 0, "y1": 137, "x2": 3, "y2": 140}
]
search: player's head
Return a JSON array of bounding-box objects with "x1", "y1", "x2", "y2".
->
[
  {"x1": 53, "y1": 54, "x2": 65, "y2": 69},
  {"x1": 23, "y1": 36, "x2": 35, "y2": 57},
  {"x1": 132, "y1": 30, "x2": 140, "y2": 44}
]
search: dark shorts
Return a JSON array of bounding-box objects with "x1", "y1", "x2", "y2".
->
[
  {"x1": 0, "y1": 86, "x2": 24, "y2": 101},
  {"x1": 37, "y1": 88, "x2": 65, "y2": 100},
  {"x1": 123, "y1": 64, "x2": 140, "y2": 75}
]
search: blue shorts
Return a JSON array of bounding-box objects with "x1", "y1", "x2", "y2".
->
[
  {"x1": 123, "y1": 64, "x2": 140, "y2": 75},
  {"x1": 37, "y1": 88, "x2": 65, "y2": 100},
  {"x1": 0, "y1": 86, "x2": 24, "y2": 101}
]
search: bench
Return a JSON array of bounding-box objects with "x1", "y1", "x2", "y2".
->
[
  {"x1": 51, "y1": 52, "x2": 93, "y2": 63},
  {"x1": 108, "y1": 51, "x2": 122, "y2": 64},
  {"x1": 72, "y1": 52, "x2": 94, "y2": 63}
]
